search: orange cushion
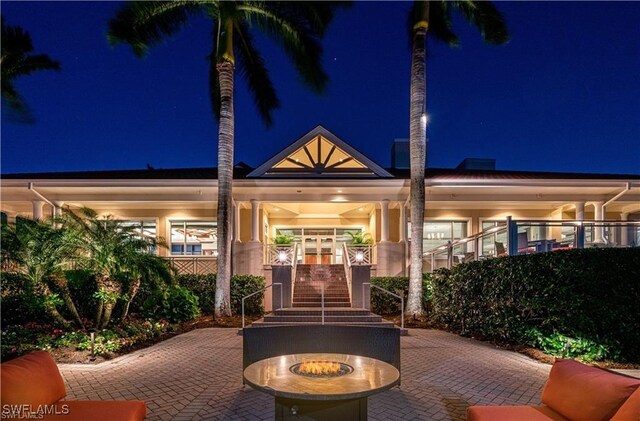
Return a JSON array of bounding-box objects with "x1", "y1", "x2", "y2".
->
[
  {"x1": 43, "y1": 401, "x2": 146, "y2": 421},
  {"x1": 467, "y1": 405, "x2": 567, "y2": 421},
  {"x1": 611, "y1": 386, "x2": 640, "y2": 421},
  {"x1": 1, "y1": 351, "x2": 66, "y2": 406},
  {"x1": 542, "y1": 359, "x2": 640, "y2": 421}
]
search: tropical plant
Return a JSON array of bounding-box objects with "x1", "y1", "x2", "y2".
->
[
  {"x1": 406, "y1": 1, "x2": 509, "y2": 316},
  {"x1": 0, "y1": 218, "x2": 81, "y2": 327},
  {"x1": 107, "y1": 1, "x2": 345, "y2": 319},
  {"x1": 346, "y1": 231, "x2": 372, "y2": 245},
  {"x1": 1, "y1": 16, "x2": 60, "y2": 122},
  {"x1": 273, "y1": 233, "x2": 294, "y2": 245},
  {"x1": 59, "y1": 207, "x2": 171, "y2": 328}
]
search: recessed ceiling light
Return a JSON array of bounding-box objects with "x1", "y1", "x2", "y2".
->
[
  {"x1": 337, "y1": 190, "x2": 343, "y2": 193},
  {"x1": 274, "y1": 207, "x2": 280, "y2": 211},
  {"x1": 359, "y1": 207, "x2": 364, "y2": 211}
]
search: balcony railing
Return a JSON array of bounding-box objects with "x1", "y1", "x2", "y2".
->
[
  {"x1": 164, "y1": 256, "x2": 217, "y2": 275},
  {"x1": 424, "y1": 218, "x2": 640, "y2": 272},
  {"x1": 344, "y1": 244, "x2": 373, "y2": 266},
  {"x1": 265, "y1": 244, "x2": 296, "y2": 265}
]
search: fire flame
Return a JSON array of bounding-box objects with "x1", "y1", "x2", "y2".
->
[{"x1": 297, "y1": 360, "x2": 341, "y2": 376}]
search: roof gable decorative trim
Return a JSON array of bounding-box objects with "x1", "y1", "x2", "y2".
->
[{"x1": 247, "y1": 125, "x2": 392, "y2": 178}]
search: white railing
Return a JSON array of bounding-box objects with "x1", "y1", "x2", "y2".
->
[
  {"x1": 345, "y1": 244, "x2": 373, "y2": 265},
  {"x1": 164, "y1": 256, "x2": 217, "y2": 275},
  {"x1": 241, "y1": 283, "x2": 283, "y2": 330},
  {"x1": 362, "y1": 282, "x2": 404, "y2": 330},
  {"x1": 423, "y1": 218, "x2": 640, "y2": 272},
  {"x1": 342, "y1": 242, "x2": 352, "y2": 301},
  {"x1": 265, "y1": 244, "x2": 295, "y2": 265},
  {"x1": 291, "y1": 242, "x2": 298, "y2": 305}
]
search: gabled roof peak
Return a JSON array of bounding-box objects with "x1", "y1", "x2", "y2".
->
[{"x1": 247, "y1": 126, "x2": 392, "y2": 178}]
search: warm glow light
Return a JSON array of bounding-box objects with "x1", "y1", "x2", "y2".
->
[
  {"x1": 421, "y1": 113, "x2": 428, "y2": 125},
  {"x1": 274, "y1": 207, "x2": 280, "y2": 211},
  {"x1": 337, "y1": 190, "x2": 343, "y2": 193},
  {"x1": 355, "y1": 251, "x2": 364, "y2": 263},
  {"x1": 358, "y1": 207, "x2": 364, "y2": 211},
  {"x1": 278, "y1": 251, "x2": 288, "y2": 263},
  {"x1": 298, "y1": 360, "x2": 341, "y2": 376}
]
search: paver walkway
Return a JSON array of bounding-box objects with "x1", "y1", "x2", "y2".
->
[{"x1": 59, "y1": 328, "x2": 639, "y2": 421}]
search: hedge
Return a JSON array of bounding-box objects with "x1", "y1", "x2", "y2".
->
[
  {"x1": 370, "y1": 275, "x2": 431, "y2": 315},
  {"x1": 175, "y1": 274, "x2": 265, "y2": 316},
  {"x1": 430, "y1": 248, "x2": 640, "y2": 362}
]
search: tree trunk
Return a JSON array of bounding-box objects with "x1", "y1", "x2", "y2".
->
[
  {"x1": 99, "y1": 277, "x2": 121, "y2": 329},
  {"x1": 215, "y1": 58, "x2": 234, "y2": 319},
  {"x1": 120, "y1": 277, "x2": 141, "y2": 323},
  {"x1": 51, "y1": 275, "x2": 85, "y2": 329},
  {"x1": 38, "y1": 283, "x2": 71, "y2": 328},
  {"x1": 406, "y1": 5, "x2": 429, "y2": 317},
  {"x1": 95, "y1": 274, "x2": 106, "y2": 326}
]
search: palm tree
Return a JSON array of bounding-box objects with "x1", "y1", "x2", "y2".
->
[
  {"x1": 406, "y1": 1, "x2": 508, "y2": 316},
  {"x1": 107, "y1": 1, "x2": 344, "y2": 318},
  {"x1": 61, "y1": 207, "x2": 170, "y2": 328},
  {"x1": 1, "y1": 16, "x2": 60, "y2": 122},
  {"x1": 0, "y1": 218, "x2": 82, "y2": 327}
]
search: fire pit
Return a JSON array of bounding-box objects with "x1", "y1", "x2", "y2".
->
[{"x1": 243, "y1": 353, "x2": 399, "y2": 420}]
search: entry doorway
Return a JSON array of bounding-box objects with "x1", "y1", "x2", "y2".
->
[{"x1": 275, "y1": 227, "x2": 364, "y2": 264}]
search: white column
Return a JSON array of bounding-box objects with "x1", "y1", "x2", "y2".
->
[
  {"x1": 251, "y1": 200, "x2": 260, "y2": 242},
  {"x1": 574, "y1": 202, "x2": 585, "y2": 220},
  {"x1": 398, "y1": 202, "x2": 407, "y2": 242},
  {"x1": 593, "y1": 201, "x2": 605, "y2": 243},
  {"x1": 620, "y1": 212, "x2": 629, "y2": 246},
  {"x1": 234, "y1": 202, "x2": 242, "y2": 242},
  {"x1": 32, "y1": 200, "x2": 45, "y2": 221},
  {"x1": 53, "y1": 202, "x2": 64, "y2": 218},
  {"x1": 380, "y1": 199, "x2": 389, "y2": 242}
]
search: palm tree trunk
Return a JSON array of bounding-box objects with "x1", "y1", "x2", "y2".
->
[
  {"x1": 99, "y1": 277, "x2": 121, "y2": 329},
  {"x1": 120, "y1": 277, "x2": 141, "y2": 323},
  {"x1": 38, "y1": 283, "x2": 71, "y2": 328},
  {"x1": 215, "y1": 59, "x2": 234, "y2": 319},
  {"x1": 51, "y1": 275, "x2": 85, "y2": 329},
  {"x1": 95, "y1": 274, "x2": 106, "y2": 326},
  {"x1": 407, "y1": 4, "x2": 429, "y2": 317}
]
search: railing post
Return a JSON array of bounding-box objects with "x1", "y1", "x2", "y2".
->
[
  {"x1": 446, "y1": 241, "x2": 453, "y2": 268},
  {"x1": 576, "y1": 222, "x2": 585, "y2": 249},
  {"x1": 241, "y1": 297, "x2": 246, "y2": 330},
  {"x1": 321, "y1": 283, "x2": 325, "y2": 325},
  {"x1": 506, "y1": 216, "x2": 518, "y2": 256}
]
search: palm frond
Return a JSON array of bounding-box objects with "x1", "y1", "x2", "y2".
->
[
  {"x1": 239, "y1": 2, "x2": 329, "y2": 93},
  {"x1": 427, "y1": 2, "x2": 459, "y2": 47},
  {"x1": 234, "y1": 21, "x2": 279, "y2": 126},
  {"x1": 451, "y1": 0, "x2": 509, "y2": 45},
  {"x1": 107, "y1": 1, "x2": 203, "y2": 57}
]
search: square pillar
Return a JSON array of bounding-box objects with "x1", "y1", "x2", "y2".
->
[{"x1": 380, "y1": 200, "x2": 389, "y2": 242}]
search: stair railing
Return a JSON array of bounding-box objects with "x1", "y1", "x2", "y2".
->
[
  {"x1": 241, "y1": 282, "x2": 282, "y2": 330},
  {"x1": 291, "y1": 242, "x2": 298, "y2": 305},
  {"x1": 342, "y1": 242, "x2": 352, "y2": 303},
  {"x1": 362, "y1": 282, "x2": 404, "y2": 331}
]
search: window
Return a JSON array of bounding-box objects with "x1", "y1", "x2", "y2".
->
[
  {"x1": 120, "y1": 220, "x2": 157, "y2": 254},
  {"x1": 409, "y1": 221, "x2": 468, "y2": 251},
  {"x1": 170, "y1": 221, "x2": 217, "y2": 256}
]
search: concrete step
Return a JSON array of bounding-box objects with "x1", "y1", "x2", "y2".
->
[
  {"x1": 273, "y1": 308, "x2": 370, "y2": 316},
  {"x1": 250, "y1": 321, "x2": 396, "y2": 328},
  {"x1": 263, "y1": 315, "x2": 383, "y2": 323},
  {"x1": 292, "y1": 302, "x2": 351, "y2": 307}
]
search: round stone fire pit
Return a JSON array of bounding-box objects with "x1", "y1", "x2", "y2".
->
[{"x1": 243, "y1": 353, "x2": 399, "y2": 420}]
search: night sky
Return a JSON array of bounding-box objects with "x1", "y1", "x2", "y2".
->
[{"x1": 2, "y1": 1, "x2": 639, "y2": 175}]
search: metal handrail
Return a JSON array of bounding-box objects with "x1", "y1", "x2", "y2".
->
[
  {"x1": 342, "y1": 242, "x2": 352, "y2": 301},
  {"x1": 362, "y1": 282, "x2": 404, "y2": 331},
  {"x1": 291, "y1": 242, "x2": 298, "y2": 304},
  {"x1": 241, "y1": 283, "x2": 282, "y2": 330},
  {"x1": 321, "y1": 283, "x2": 325, "y2": 325}
]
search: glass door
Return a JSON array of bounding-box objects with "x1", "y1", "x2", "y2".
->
[{"x1": 304, "y1": 236, "x2": 319, "y2": 264}]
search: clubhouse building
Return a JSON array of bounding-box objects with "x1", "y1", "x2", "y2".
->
[{"x1": 2, "y1": 126, "x2": 639, "y2": 289}]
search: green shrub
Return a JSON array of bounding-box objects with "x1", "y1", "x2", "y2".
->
[
  {"x1": 230, "y1": 275, "x2": 266, "y2": 316},
  {"x1": 175, "y1": 274, "x2": 265, "y2": 316},
  {"x1": 370, "y1": 275, "x2": 432, "y2": 315},
  {"x1": 1, "y1": 273, "x2": 51, "y2": 327},
  {"x1": 430, "y1": 248, "x2": 640, "y2": 362},
  {"x1": 142, "y1": 285, "x2": 200, "y2": 323}
]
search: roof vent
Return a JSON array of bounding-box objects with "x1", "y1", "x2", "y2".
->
[{"x1": 456, "y1": 158, "x2": 496, "y2": 171}]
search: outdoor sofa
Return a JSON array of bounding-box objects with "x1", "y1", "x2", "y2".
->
[
  {"x1": 1, "y1": 351, "x2": 146, "y2": 420},
  {"x1": 467, "y1": 358, "x2": 640, "y2": 421}
]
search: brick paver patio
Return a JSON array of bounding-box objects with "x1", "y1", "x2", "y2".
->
[{"x1": 59, "y1": 328, "x2": 639, "y2": 421}]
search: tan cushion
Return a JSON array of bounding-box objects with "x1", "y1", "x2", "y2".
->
[
  {"x1": 467, "y1": 405, "x2": 567, "y2": 421},
  {"x1": 610, "y1": 386, "x2": 640, "y2": 421},
  {"x1": 542, "y1": 359, "x2": 640, "y2": 421},
  {"x1": 1, "y1": 351, "x2": 66, "y2": 406},
  {"x1": 43, "y1": 401, "x2": 146, "y2": 421}
]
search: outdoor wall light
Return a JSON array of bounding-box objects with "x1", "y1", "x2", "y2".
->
[
  {"x1": 88, "y1": 329, "x2": 96, "y2": 361},
  {"x1": 355, "y1": 251, "x2": 364, "y2": 263},
  {"x1": 278, "y1": 251, "x2": 288, "y2": 263}
]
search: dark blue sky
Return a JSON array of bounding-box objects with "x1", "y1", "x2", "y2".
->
[{"x1": 2, "y1": 1, "x2": 639, "y2": 175}]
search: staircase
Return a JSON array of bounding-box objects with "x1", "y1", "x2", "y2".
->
[
  {"x1": 292, "y1": 264, "x2": 350, "y2": 307},
  {"x1": 250, "y1": 264, "x2": 395, "y2": 328}
]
